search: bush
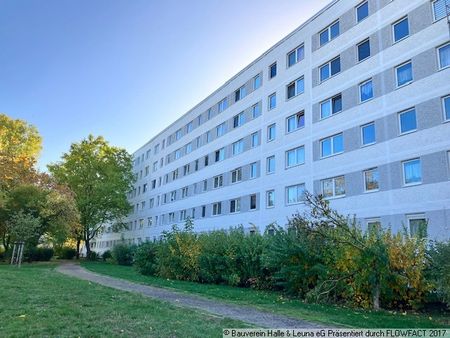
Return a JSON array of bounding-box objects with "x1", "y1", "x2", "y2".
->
[
  {"x1": 428, "y1": 241, "x2": 450, "y2": 308},
  {"x1": 102, "y1": 250, "x2": 112, "y2": 261},
  {"x1": 25, "y1": 247, "x2": 54, "y2": 262},
  {"x1": 87, "y1": 251, "x2": 99, "y2": 261},
  {"x1": 134, "y1": 242, "x2": 157, "y2": 275},
  {"x1": 58, "y1": 247, "x2": 77, "y2": 260},
  {"x1": 112, "y1": 243, "x2": 136, "y2": 266}
]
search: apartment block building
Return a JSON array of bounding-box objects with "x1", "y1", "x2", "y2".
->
[{"x1": 92, "y1": 0, "x2": 450, "y2": 251}]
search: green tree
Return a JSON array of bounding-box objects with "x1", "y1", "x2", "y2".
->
[
  {"x1": 48, "y1": 135, "x2": 134, "y2": 257},
  {"x1": 0, "y1": 113, "x2": 42, "y2": 190}
]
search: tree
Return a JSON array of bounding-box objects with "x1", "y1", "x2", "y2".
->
[
  {"x1": 0, "y1": 113, "x2": 42, "y2": 191},
  {"x1": 48, "y1": 135, "x2": 134, "y2": 257}
]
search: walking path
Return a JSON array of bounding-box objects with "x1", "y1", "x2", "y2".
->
[{"x1": 57, "y1": 263, "x2": 324, "y2": 329}]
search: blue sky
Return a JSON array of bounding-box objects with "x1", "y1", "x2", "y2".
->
[{"x1": 0, "y1": 0, "x2": 330, "y2": 170}]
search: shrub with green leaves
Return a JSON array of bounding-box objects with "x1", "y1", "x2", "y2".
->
[
  {"x1": 25, "y1": 247, "x2": 54, "y2": 262},
  {"x1": 58, "y1": 247, "x2": 77, "y2": 260},
  {"x1": 134, "y1": 242, "x2": 158, "y2": 275},
  {"x1": 428, "y1": 241, "x2": 450, "y2": 308},
  {"x1": 112, "y1": 243, "x2": 136, "y2": 266},
  {"x1": 102, "y1": 250, "x2": 112, "y2": 261}
]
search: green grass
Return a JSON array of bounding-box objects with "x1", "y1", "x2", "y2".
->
[
  {"x1": 0, "y1": 264, "x2": 248, "y2": 337},
  {"x1": 82, "y1": 261, "x2": 450, "y2": 328}
]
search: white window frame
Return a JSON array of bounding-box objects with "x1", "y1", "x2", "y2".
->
[
  {"x1": 235, "y1": 86, "x2": 246, "y2": 102},
  {"x1": 321, "y1": 176, "x2": 346, "y2": 198},
  {"x1": 267, "y1": 124, "x2": 276, "y2": 142},
  {"x1": 286, "y1": 76, "x2": 305, "y2": 100},
  {"x1": 285, "y1": 146, "x2": 305, "y2": 169},
  {"x1": 231, "y1": 168, "x2": 242, "y2": 184},
  {"x1": 392, "y1": 16, "x2": 409, "y2": 43},
  {"x1": 320, "y1": 133, "x2": 344, "y2": 158},
  {"x1": 395, "y1": 61, "x2": 413, "y2": 88},
  {"x1": 213, "y1": 175, "x2": 223, "y2": 189},
  {"x1": 437, "y1": 42, "x2": 450, "y2": 70},
  {"x1": 361, "y1": 122, "x2": 376, "y2": 146},
  {"x1": 218, "y1": 98, "x2": 228, "y2": 113},
  {"x1": 269, "y1": 62, "x2": 277, "y2": 79},
  {"x1": 251, "y1": 132, "x2": 259, "y2": 147},
  {"x1": 402, "y1": 158, "x2": 422, "y2": 186},
  {"x1": 443, "y1": 95, "x2": 450, "y2": 122},
  {"x1": 268, "y1": 92, "x2": 277, "y2": 110},
  {"x1": 286, "y1": 111, "x2": 305, "y2": 133},
  {"x1": 398, "y1": 108, "x2": 417, "y2": 135},
  {"x1": 266, "y1": 155, "x2": 275, "y2": 174},
  {"x1": 319, "y1": 56, "x2": 341, "y2": 82},
  {"x1": 407, "y1": 214, "x2": 427, "y2": 238},
  {"x1": 363, "y1": 167, "x2": 380, "y2": 192},
  {"x1": 233, "y1": 112, "x2": 244, "y2": 128},
  {"x1": 319, "y1": 20, "x2": 340, "y2": 46},
  {"x1": 250, "y1": 162, "x2": 258, "y2": 179},
  {"x1": 253, "y1": 74, "x2": 262, "y2": 90},
  {"x1": 287, "y1": 44, "x2": 305, "y2": 67},
  {"x1": 230, "y1": 198, "x2": 241, "y2": 213},
  {"x1": 432, "y1": 0, "x2": 447, "y2": 22},
  {"x1": 357, "y1": 38, "x2": 371, "y2": 62},
  {"x1": 366, "y1": 218, "x2": 381, "y2": 232},
  {"x1": 266, "y1": 190, "x2": 275, "y2": 208},
  {"x1": 359, "y1": 79, "x2": 373, "y2": 103},
  {"x1": 212, "y1": 202, "x2": 222, "y2": 216},
  {"x1": 232, "y1": 139, "x2": 244, "y2": 156},
  {"x1": 356, "y1": 1, "x2": 369, "y2": 23},
  {"x1": 285, "y1": 183, "x2": 306, "y2": 205},
  {"x1": 252, "y1": 103, "x2": 261, "y2": 118},
  {"x1": 320, "y1": 94, "x2": 342, "y2": 119}
]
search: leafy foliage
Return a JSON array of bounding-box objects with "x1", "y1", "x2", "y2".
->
[
  {"x1": 48, "y1": 135, "x2": 135, "y2": 255},
  {"x1": 112, "y1": 243, "x2": 136, "y2": 266},
  {"x1": 134, "y1": 242, "x2": 158, "y2": 275},
  {"x1": 428, "y1": 241, "x2": 450, "y2": 308}
]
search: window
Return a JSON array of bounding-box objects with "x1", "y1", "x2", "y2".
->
[
  {"x1": 233, "y1": 112, "x2": 245, "y2": 128},
  {"x1": 186, "y1": 122, "x2": 193, "y2": 133},
  {"x1": 170, "y1": 191, "x2": 176, "y2": 202},
  {"x1": 180, "y1": 210, "x2": 187, "y2": 221},
  {"x1": 216, "y1": 123, "x2": 226, "y2": 137},
  {"x1": 212, "y1": 202, "x2": 222, "y2": 216},
  {"x1": 399, "y1": 109, "x2": 417, "y2": 134},
  {"x1": 266, "y1": 190, "x2": 275, "y2": 208},
  {"x1": 175, "y1": 149, "x2": 181, "y2": 160},
  {"x1": 185, "y1": 143, "x2": 192, "y2": 154},
  {"x1": 443, "y1": 96, "x2": 450, "y2": 121},
  {"x1": 364, "y1": 168, "x2": 379, "y2": 192},
  {"x1": 235, "y1": 86, "x2": 246, "y2": 102},
  {"x1": 253, "y1": 74, "x2": 262, "y2": 90},
  {"x1": 168, "y1": 212, "x2": 175, "y2": 222},
  {"x1": 250, "y1": 194, "x2": 257, "y2": 210},
  {"x1": 286, "y1": 184, "x2": 306, "y2": 205},
  {"x1": 197, "y1": 114, "x2": 202, "y2": 126},
  {"x1": 403, "y1": 158, "x2": 422, "y2": 185},
  {"x1": 286, "y1": 111, "x2": 305, "y2": 132},
  {"x1": 195, "y1": 159, "x2": 199, "y2": 171},
  {"x1": 231, "y1": 168, "x2": 242, "y2": 183},
  {"x1": 215, "y1": 148, "x2": 225, "y2": 162},
  {"x1": 287, "y1": 45, "x2": 305, "y2": 67},
  {"x1": 408, "y1": 215, "x2": 427, "y2": 238},
  {"x1": 196, "y1": 136, "x2": 201, "y2": 148},
  {"x1": 147, "y1": 217, "x2": 153, "y2": 226},
  {"x1": 356, "y1": 1, "x2": 369, "y2": 22},
  {"x1": 269, "y1": 62, "x2": 277, "y2": 79},
  {"x1": 320, "y1": 21, "x2": 340, "y2": 46},
  {"x1": 320, "y1": 57, "x2": 341, "y2": 82},
  {"x1": 361, "y1": 122, "x2": 376, "y2": 145},
  {"x1": 367, "y1": 218, "x2": 381, "y2": 233},
  {"x1": 321, "y1": 133, "x2": 344, "y2": 158},
  {"x1": 320, "y1": 94, "x2": 342, "y2": 119},
  {"x1": 201, "y1": 206, "x2": 206, "y2": 218},
  {"x1": 182, "y1": 186, "x2": 188, "y2": 198},
  {"x1": 206, "y1": 131, "x2": 212, "y2": 143},
  {"x1": 266, "y1": 156, "x2": 275, "y2": 174},
  {"x1": 252, "y1": 103, "x2": 261, "y2": 118},
  {"x1": 250, "y1": 162, "x2": 257, "y2": 179},
  {"x1": 395, "y1": 61, "x2": 413, "y2": 87},
  {"x1": 357, "y1": 39, "x2": 370, "y2": 62},
  {"x1": 218, "y1": 98, "x2": 228, "y2": 113},
  {"x1": 392, "y1": 17, "x2": 409, "y2": 42},
  {"x1": 230, "y1": 198, "x2": 241, "y2": 213},
  {"x1": 172, "y1": 169, "x2": 179, "y2": 180},
  {"x1": 286, "y1": 146, "x2": 305, "y2": 168},
  {"x1": 322, "y1": 176, "x2": 345, "y2": 198},
  {"x1": 251, "y1": 132, "x2": 259, "y2": 147},
  {"x1": 203, "y1": 179, "x2": 207, "y2": 191},
  {"x1": 204, "y1": 155, "x2": 209, "y2": 166},
  {"x1": 213, "y1": 175, "x2": 223, "y2": 188},
  {"x1": 232, "y1": 139, "x2": 244, "y2": 156},
  {"x1": 267, "y1": 124, "x2": 276, "y2": 141},
  {"x1": 207, "y1": 108, "x2": 212, "y2": 120},
  {"x1": 287, "y1": 77, "x2": 305, "y2": 99},
  {"x1": 268, "y1": 93, "x2": 276, "y2": 110},
  {"x1": 153, "y1": 161, "x2": 158, "y2": 172},
  {"x1": 359, "y1": 79, "x2": 373, "y2": 102},
  {"x1": 438, "y1": 43, "x2": 450, "y2": 70},
  {"x1": 432, "y1": 0, "x2": 447, "y2": 21},
  {"x1": 175, "y1": 129, "x2": 182, "y2": 140}
]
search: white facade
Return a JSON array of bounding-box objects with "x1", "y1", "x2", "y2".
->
[{"x1": 93, "y1": 0, "x2": 450, "y2": 251}]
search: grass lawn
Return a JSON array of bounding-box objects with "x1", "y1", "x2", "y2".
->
[
  {"x1": 82, "y1": 261, "x2": 450, "y2": 328},
  {"x1": 0, "y1": 263, "x2": 248, "y2": 337}
]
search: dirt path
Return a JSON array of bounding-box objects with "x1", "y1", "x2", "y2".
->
[{"x1": 57, "y1": 263, "x2": 325, "y2": 329}]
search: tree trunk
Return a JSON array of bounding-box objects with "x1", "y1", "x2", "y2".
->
[
  {"x1": 76, "y1": 238, "x2": 81, "y2": 260},
  {"x1": 373, "y1": 281, "x2": 380, "y2": 310},
  {"x1": 85, "y1": 236, "x2": 91, "y2": 258}
]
